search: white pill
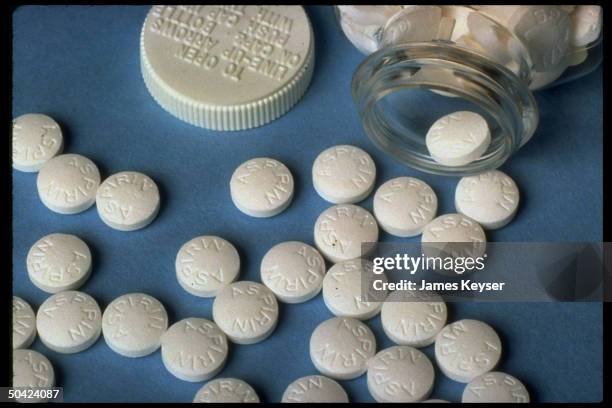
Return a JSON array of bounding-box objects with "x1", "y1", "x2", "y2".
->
[
  {"x1": 570, "y1": 6, "x2": 602, "y2": 48},
  {"x1": 13, "y1": 296, "x2": 37, "y2": 349},
  {"x1": 381, "y1": 6, "x2": 442, "y2": 47},
  {"x1": 381, "y1": 290, "x2": 447, "y2": 348},
  {"x1": 322, "y1": 259, "x2": 387, "y2": 320},
  {"x1": 367, "y1": 345, "x2": 435, "y2": 402},
  {"x1": 338, "y1": 6, "x2": 402, "y2": 27},
  {"x1": 282, "y1": 375, "x2": 349, "y2": 403},
  {"x1": 193, "y1": 378, "x2": 259, "y2": 403},
  {"x1": 260, "y1": 241, "x2": 326, "y2": 304},
  {"x1": 426, "y1": 111, "x2": 491, "y2": 167},
  {"x1": 175, "y1": 236, "x2": 240, "y2": 298},
  {"x1": 102, "y1": 293, "x2": 169, "y2": 358},
  {"x1": 312, "y1": 145, "x2": 376, "y2": 204},
  {"x1": 13, "y1": 349, "x2": 55, "y2": 403},
  {"x1": 455, "y1": 170, "x2": 520, "y2": 230},
  {"x1": 462, "y1": 372, "x2": 530, "y2": 403},
  {"x1": 161, "y1": 318, "x2": 228, "y2": 382},
  {"x1": 310, "y1": 317, "x2": 376, "y2": 380},
  {"x1": 230, "y1": 157, "x2": 294, "y2": 218},
  {"x1": 421, "y1": 214, "x2": 487, "y2": 261},
  {"x1": 12, "y1": 114, "x2": 63, "y2": 173},
  {"x1": 26, "y1": 233, "x2": 92, "y2": 294},
  {"x1": 435, "y1": 319, "x2": 502, "y2": 383},
  {"x1": 339, "y1": 16, "x2": 379, "y2": 55},
  {"x1": 509, "y1": 6, "x2": 571, "y2": 72},
  {"x1": 37, "y1": 153, "x2": 101, "y2": 214},
  {"x1": 212, "y1": 281, "x2": 279, "y2": 344},
  {"x1": 373, "y1": 177, "x2": 438, "y2": 238},
  {"x1": 314, "y1": 204, "x2": 379, "y2": 263},
  {"x1": 96, "y1": 171, "x2": 160, "y2": 231},
  {"x1": 36, "y1": 291, "x2": 102, "y2": 354}
]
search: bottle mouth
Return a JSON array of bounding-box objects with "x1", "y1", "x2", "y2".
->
[{"x1": 351, "y1": 42, "x2": 538, "y2": 176}]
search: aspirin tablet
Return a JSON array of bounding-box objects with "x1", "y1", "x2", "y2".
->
[
  {"x1": 36, "y1": 291, "x2": 102, "y2": 354},
  {"x1": 102, "y1": 293, "x2": 168, "y2": 358},
  {"x1": 260, "y1": 241, "x2": 326, "y2": 304},
  {"x1": 175, "y1": 236, "x2": 240, "y2": 298},
  {"x1": 13, "y1": 349, "x2": 55, "y2": 403},
  {"x1": 426, "y1": 111, "x2": 491, "y2": 167},
  {"x1": 314, "y1": 204, "x2": 379, "y2": 263},
  {"x1": 26, "y1": 233, "x2": 92, "y2": 294},
  {"x1": 421, "y1": 214, "x2": 487, "y2": 261},
  {"x1": 373, "y1": 177, "x2": 438, "y2": 238},
  {"x1": 230, "y1": 157, "x2": 294, "y2": 218},
  {"x1": 161, "y1": 318, "x2": 228, "y2": 382},
  {"x1": 509, "y1": 6, "x2": 571, "y2": 72},
  {"x1": 339, "y1": 15, "x2": 380, "y2": 54},
  {"x1": 367, "y1": 345, "x2": 435, "y2": 402},
  {"x1": 96, "y1": 171, "x2": 160, "y2": 231},
  {"x1": 380, "y1": 6, "x2": 442, "y2": 48},
  {"x1": 193, "y1": 378, "x2": 259, "y2": 403},
  {"x1": 435, "y1": 319, "x2": 502, "y2": 383},
  {"x1": 462, "y1": 372, "x2": 530, "y2": 403},
  {"x1": 212, "y1": 281, "x2": 279, "y2": 344},
  {"x1": 37, "y1": 153, "x2": 101, "y2": 214},
  {"x1": 13, "y1": 296, "x2": 37, "y2": 349},
  {"x1": 312, "y1": 145, "x2": 376, "y2": 204},
  {"x1": 455, "y1": 170, "x2": 520, "y2": 230},
  {"x1": 381, "y1": 290, "x2": 447, "y2": 348},
  {"x1": 322, "y1": 259, "x2": 387, "y2": 321},
  {"x1": 310, "y1": 317, "x2": 376, "y2": 380},
  {"x1": 12, "y1": 114, "x2": 63, "y2": 173},
  {"x1": 570, "y1": 6, "x2": 602, "y2": 47},
  {"x1": 282, "y1": 375, "x2": 349, "y2": 403}
]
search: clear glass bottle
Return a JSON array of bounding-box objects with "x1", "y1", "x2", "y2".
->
[{"x1": 335, "y1": 5, "x2": 603, "y2": 175}]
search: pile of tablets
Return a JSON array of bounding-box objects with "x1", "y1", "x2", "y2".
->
[{"x1": 13, "y1": 104, "x2": 528, "y2": 402}]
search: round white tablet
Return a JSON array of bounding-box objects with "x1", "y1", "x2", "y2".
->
[
  {"x1": 570, "y1": 6, "x2": 602, "y2": 47},
  {"x1": 26, "y1": 233, "x2": 92, "y2": 294},
  {"x1": 421, "y1": 213, "x2": 487, "y2": 262},
  {"x1": 509, "y1": 6, "x2": 571, "y2": 72},
  {"x1": 309, "y1": 317, "x2": 376, "y2": 380},
  {"x1": 212, "y1": 281, "x2": 279, "y2": 344},
  {"x1": 176, "y1": 236, "x2": 240, "y2": 298},
  {"x1": 12, "y1": 114, "x2": 63, "y2": 173},
  {"x1": 13, "y1": 349, "x2": 55, "y2": 403},
  {"x1": 462, "y1": 372, "x2": 530, "y2": 403},
  {"x1": 455, "y1": 170, "x2": 520, "y2": 230},
  {"x1": 102, "y1": 293, "x2": 169, "y2": 358},
  {"x1": 322, "y1": 259, "x2": 387, "y2": 320},
  {"x1": 260, "y1": 241, "x2": 326, "y2": 304},
  {"x1": 141, "y1": 6, "x2": 314, "y2": 131},
  {"x1": 381, "y1": 290, "x2": 447, "y2": 348},
  {"x1": 282, "y1": 375, "x2": 349, "y2": 403},
  {"x1": 373, "y1": 177, "x2": 438, "y2": 237},
  {"x1": 314, "y1": 204, "x2": 379, "y2": 263},
  {"x1": 193, "y1": 378, "x2": 260, "y2": 403},
  {"x1": 367, "y1": 345, "x2": 435, "y2": 403},
  {"x1": 312, "y1": 145, "x2": 376, "y2": 204},
  {"x1": 161, "y1": 317, "x2": 228, "y2": 382},
  {"x1": 96, "y1": 171, "x2": 160, "y2": 231},
  {"x1": 435, "y1": 319, "x2": 502, "y2": 383},
  {"x1": 13, "y1": 296, "x2": 37, "y2": 349},
  {"x1": 230, "y1": 157, "x2": 294, "y2": 218},
  {"x1": 426, "y1": 111, "x2": 491, "y2": 167},
  {"x1": 36, "y1": 291, "x2": 102, "y2": 354},
  {"x1": 37, "y1": 153, "x2": 101, "y2": 214}
]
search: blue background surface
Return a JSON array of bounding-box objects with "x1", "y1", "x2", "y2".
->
[{"x1": 12, "y1": 5, "x2": 603, "y2": 403}]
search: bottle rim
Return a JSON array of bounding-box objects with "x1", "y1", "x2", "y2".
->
[{"x1": 351, "y1": 42, "x2": 539, "y2": 176}]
